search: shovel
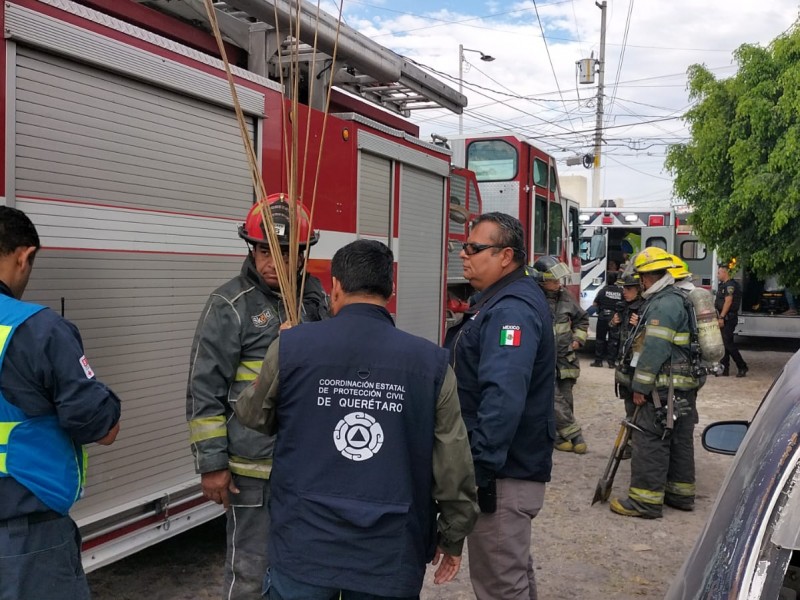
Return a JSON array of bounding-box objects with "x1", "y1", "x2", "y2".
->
[{"x1": 591, "y1": 406, "x2": 641, "y2": 505}]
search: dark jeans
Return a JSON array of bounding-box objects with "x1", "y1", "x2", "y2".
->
[
  {"x1": 0, "y1": 514, "x2": 89, "y2": 600},
  {"x1": 267, "y1": 568, "x2": 419, "y2": 600},
  {"x1": 720, "y1": 315, "x2": 746, "y2": 371}
]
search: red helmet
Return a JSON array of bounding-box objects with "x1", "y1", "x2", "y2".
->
[{"x1": 238, "y1": 194, "x2": 319, "y2": 248}]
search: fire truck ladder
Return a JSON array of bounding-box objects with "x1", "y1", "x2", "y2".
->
[{"x1": 137, "y1": 0, "x2": 467, "y2": 116}]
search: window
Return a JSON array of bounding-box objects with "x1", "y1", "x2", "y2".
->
[
  {"x1": 533, "y1": 158, "x2": 548, "y2": 188},
  {"x1": 467, "y1": 140, "x2": 518, "y2": 181},
  {"x1": 645, "y1": 236, "x2": 667, "y2": 250},
  {"x1": 534, "y1": 195, "x2": 548, "y2": 254},
  {"x1": 681, "y1": 240, "x2": 707, "y2": 260},
  {"x1": 569, "y1": 206, "x2": 580, "y2": 257},
  {"x1": 449, "y1": 173, "x2": 468, "y2": 231},
  {"x1": 548, "y1": 203, "x2": 563, "y2": 255},
  {"x1": 549, "y1": 165, "x2": 558, "y2": 192},
  {"x1": 468, "y1": 179, "x2": 479, "y2": 213}
]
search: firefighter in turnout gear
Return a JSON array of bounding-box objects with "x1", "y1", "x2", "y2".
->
[
  {"x1": 187, "y1": 195, "x2": 329, "y2": 600},
  {"x1": 533, "y1": 256, "x2": 589, "y2": 454},
  {"x1": 592, "y1": 271, "x2": 623, "y2": 368},
  {"x1": 610, "y1": 248, "x2": 703, "y2": 519},
  {"x1": 610, "y1": 272, "x2": 644, "y2": 420}
]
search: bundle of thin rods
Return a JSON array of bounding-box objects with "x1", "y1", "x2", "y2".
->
[{"x1": 202, "y1": 0, "x2": 344, "y2": 325}]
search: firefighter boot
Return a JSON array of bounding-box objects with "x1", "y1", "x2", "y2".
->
[
  {"x1": 572, "y1": 434, "x2": 587, "y2": 454},
  {"x1": 590, "y1": 359, "x2": 604, "y2": 368},
  {"x1": 610, "y1": 498, "x2": 662, "y2": 519},
  {"x1": 554, "y1": 437, "x2": 574, "y2": 452}
]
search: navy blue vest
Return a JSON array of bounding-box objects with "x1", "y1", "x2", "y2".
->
[{"x1": 270, "y1": 303, "x2": 449, "y2": 597}]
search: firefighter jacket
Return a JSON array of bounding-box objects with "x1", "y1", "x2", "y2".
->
[
  {"x1": 545, "y1": 288, "x2": 589, "y2": 380},
  {"x1": 630, "y1": 285, "x2": 702, "y2": 395},
  {"x1": 612, "y1": 296, "x2": 644, "y2": 390},
  {"x1": 0, "y1": 283, "x2": 121, "y2": 519},
  {"x1": 445, "y1": 268, "x2": 556, "y2": 487},
  {"x1": 236, "y1": 303, "x2": 477, "y2": 597},
  {"x1": 186, "y1": 257, "x2": 329, "y2": 478}
]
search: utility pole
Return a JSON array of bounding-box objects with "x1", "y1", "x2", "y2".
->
[{"x1": 591, "y1": 0, "x2": 607, "y2": 208}]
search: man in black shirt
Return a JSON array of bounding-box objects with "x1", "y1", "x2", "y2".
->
[{"x1": 715, "y1": 264, "x2": 748, "y2": 377}]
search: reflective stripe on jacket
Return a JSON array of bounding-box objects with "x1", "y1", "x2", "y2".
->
[
  {"x1": 548, "y1": 288, "x2": 589, "y2": 380},
  {"x1": 0, "y1": 295, "x2": 86, "y2": 514},
  {"x1": 186, "y1": 257, "x2": 328, "y2": 476},
  {"x1": 631, "y1": 286, "x2": 701, "y2": 395}
]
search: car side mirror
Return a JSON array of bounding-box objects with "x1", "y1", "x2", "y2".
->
[{"x1": 702, "y1": 421, "x2": 749, "y2": 455}]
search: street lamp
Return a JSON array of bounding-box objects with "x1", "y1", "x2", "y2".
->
[{"x1": 459, "y1": 44, "x2": 496, "y2": 135}]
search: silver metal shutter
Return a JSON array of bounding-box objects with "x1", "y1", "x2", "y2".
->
[
  {"x1": 14, "y1": 47, "x2": 254, "y2": 216},
  {"x1": 395, "y1": 166, "x2": 445, "y2": 343},
  {"x1": 13, "y1": 47, "x2": 253, "y2": 522},
  {"x1": 357, "y1": 152, "x2": 392, "y2": 243}
]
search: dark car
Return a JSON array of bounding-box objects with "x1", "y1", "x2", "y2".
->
[{"x1": 666, "y1": 349, "x2": 800, "y2": 599}]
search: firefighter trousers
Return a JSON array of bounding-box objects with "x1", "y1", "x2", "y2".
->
[
  {"x1": 223, "y1": 475, "x2": 271, "y2": 600},
  {"x1": 554, "y1": 378, "x2": 582, "y2": 440},
  {"x1": 626, "y1": 392, "x2": 697, "y2": 517}
]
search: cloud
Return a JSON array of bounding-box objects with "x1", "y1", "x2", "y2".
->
[{"x1": 337, "y1": 0, "x2": 798, "y2": 206}]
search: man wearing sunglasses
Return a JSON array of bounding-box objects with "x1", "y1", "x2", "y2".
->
[{"x1": 445, "y1": 212, "x2": 556, "y2": 600}]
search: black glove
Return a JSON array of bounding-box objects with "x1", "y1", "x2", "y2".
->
[{"x1": 477, "y1": 478, "x2": 497, "y2": 514}]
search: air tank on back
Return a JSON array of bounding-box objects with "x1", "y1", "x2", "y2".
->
[{"x1": 688, "y1": 287, "x2": 725, "y2": 364}]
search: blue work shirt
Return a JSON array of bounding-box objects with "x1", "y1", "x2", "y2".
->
[{"x1": 0, "y1": 281, "x2": 121, "y2": 520}]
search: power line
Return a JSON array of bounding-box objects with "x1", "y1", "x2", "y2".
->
[
  {"x1": 532, "y1": 0, "x2": 576, "y2": 131},
  {"x1": 605, "y1": 0, "x2": 634, "y2": 122}
]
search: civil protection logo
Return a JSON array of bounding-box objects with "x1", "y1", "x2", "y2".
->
[{"x1": 333, "y1": 412, "x2": 384, "y2": 461}]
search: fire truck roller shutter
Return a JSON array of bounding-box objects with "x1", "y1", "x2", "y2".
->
[
  {"x1": 13, "y1": 47, "x2": 255, "y2": 530},
  {"x1": 358, "y1": 152, "x2": 392, "y2": 246},
  {"x1": 396, "y1": 165, "x2": 446, "y2": 344}
]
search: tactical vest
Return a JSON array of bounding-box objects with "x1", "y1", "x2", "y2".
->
[
  {"x1": 269, "y1": 304, "x2": 448, "y2": 597},
  {"x1": 0, "y1": 295, "x2": 87, "y2": 515}
]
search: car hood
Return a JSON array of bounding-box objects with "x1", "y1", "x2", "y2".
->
[{"x1": 665, "y1": 349, "x2": 800, "y2": 599}]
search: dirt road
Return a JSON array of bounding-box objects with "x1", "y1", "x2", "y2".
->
[{"x1": 88, "y1": 338, "x2": 799, "y2": 599}]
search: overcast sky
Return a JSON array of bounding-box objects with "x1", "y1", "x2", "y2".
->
[{"x1": 327, "y1": 0, "x2": 798, "y2": 208}]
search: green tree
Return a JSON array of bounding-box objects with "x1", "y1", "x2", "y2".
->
[{"x1": 666, "y1": 28, "x2": 800, "y2": 292}]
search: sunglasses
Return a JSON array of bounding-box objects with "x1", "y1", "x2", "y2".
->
[{"x1": 461, "y1": 242, "x2": 507, "y2": 256}]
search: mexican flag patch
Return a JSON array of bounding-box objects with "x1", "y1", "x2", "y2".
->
[{"x1": 500, "y1": 326, "x2": 521, "y2": 347}]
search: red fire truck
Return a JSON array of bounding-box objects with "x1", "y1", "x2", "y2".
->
[
  {"x1": 1, "y1": 0, "x2": 480, "y2": 569},
  {"x1": 450, "y1": 134, "x2": 582, "y2": 299}
]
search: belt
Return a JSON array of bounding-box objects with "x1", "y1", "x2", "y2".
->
[{"x1": 0, "y1": 510, "x2": 62, "y2": 528}]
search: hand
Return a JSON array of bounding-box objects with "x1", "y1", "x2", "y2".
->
[
  {"x1": 430, "y1": 547, "x2": 462, "y2": 584},
  {"x1": 201, "y1": 470, "x2": 239, "y2": 509},
  {"x1": 570, "y1": 340, "x2": 580, "y2": 350},
  {"x1": 611, "y1": 314, "x2": 621, "y2": 325},
  {"x1": 95, "y1": 421, "x2": 120, "y2": 446},
  {"x1": 633, "y1": 392, "x2": 646, "y2": 406},
  {"x1": 718, "y1": 317, "x2": 725, "y2": 328},
  {"x1": 279, "y1": 321, "x2": 293, "y2": 331}
]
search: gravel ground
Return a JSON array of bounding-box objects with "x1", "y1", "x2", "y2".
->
[{"x1": 88, "y1": 337, "x2": 800, "y2": 600}]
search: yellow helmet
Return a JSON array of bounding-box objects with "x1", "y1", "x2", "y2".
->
[
  {"x1": 668, "y1": 255, "x2": 691, "y2": 280},
  {"x1": 633, "y1": 247, "x2": 677, "y2": 273}
]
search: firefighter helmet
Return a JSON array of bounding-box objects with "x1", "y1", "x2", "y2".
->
[
  {"x1": 668, "y1": 255, "x2": 691, "y2": 280},
  {"x1": 618, "y1": 272, "x2": 640, "y2": 287},
  {"x1": 532, "y1": 255, "x2": 572, "y2": 282},
  {"x1": 633, "y1": 247, "x2": 676, "y2": 274},
  {"x1": 238, "y1": 194, "x2": 319, "y2": 248}
]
